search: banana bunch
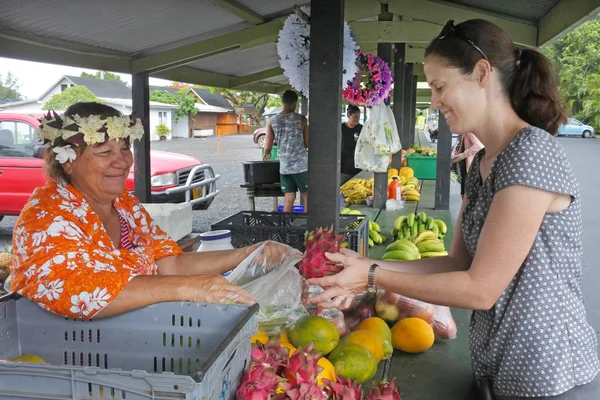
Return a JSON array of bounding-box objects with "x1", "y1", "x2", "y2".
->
[
  {"x1": 401, "y1": 178, "x2": 421, "y2": 201},
  {"x1": 368, "y1": 220, "x2": 387, "y2": 248},
  {"x1": 340, "y1": 178, "x2": 373, "y2": 204},
  {"x1": 391, "y1": 212, "x2": 447, "y2": 242},
  {"x1": 381, "y1": 239, "x2": 421, "y2": 260},
  {"x1": 413, "y1": 231, "x2": 448, "y2": 258}
]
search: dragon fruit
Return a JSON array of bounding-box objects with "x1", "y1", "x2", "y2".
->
[
  {"x1": 251, "y1": 340, "x2": 290, "y2": 375},
  {"x1": 366, "y1": 379, "x2": 401, "y2": 400},
  {"x1": 278, "y1": 382, "x2": 329, "y2": 399},
  {"x1": 324, "y1": 377, "x2": 364, "y2": 400},
  {"x1": 283, "y1": 343, "x2": 322, "y2": 386},
  {"x1": 298, "y1": 227, "x2": 345, "y2": 279},
  {"x1": 236, "y1": 363, "x2": 279, "y2": 400}
]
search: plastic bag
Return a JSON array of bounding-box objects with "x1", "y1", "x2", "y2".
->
[
  {"x1": 354, "y1": 133, "x2": 389, "y2": 172},
  {"x1": 361, "y1": 103, "x2": 402, "y2": 155},
  {"x1": 228, "y1": 242, "x2": 307, "y2": 335},
  {"x1": 375, "y1": 290, "x2": 457, "y2": 340}
]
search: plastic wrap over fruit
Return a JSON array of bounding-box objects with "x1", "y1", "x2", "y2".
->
[
  {"x1": 342, "y1": 291, "x2": 376, "y2": 331},
  {"x1": 301, "y1": 284, "x2": 348, "y2": 337},
  {"x1": 376, "y1": 290, "x2": 457, "y2": 339}
]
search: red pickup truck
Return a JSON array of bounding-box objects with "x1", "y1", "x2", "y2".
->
[{"x1": 0, "y1": 113, "x2": 219, "y2": 221}]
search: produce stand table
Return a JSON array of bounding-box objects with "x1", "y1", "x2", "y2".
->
[
  {"x1": 344, "y1": 175, "x2": 476, "y2": 399},
  {"x1": 240, "y1": 182, "x2": 282, "y2": 211}
]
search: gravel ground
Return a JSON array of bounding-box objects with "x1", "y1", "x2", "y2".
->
[{"x1": 0, "y1": 134, "x2": 289, "y2": 249}]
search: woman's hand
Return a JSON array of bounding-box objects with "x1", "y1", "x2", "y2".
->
[
  {"x1": 305, "y1": 250, "x2": 372, "y2": 310},
  {"x1": 181, "y1": 275, "x2": 256, "y2": 304}
]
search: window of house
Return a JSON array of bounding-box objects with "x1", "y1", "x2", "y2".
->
[
  {"x1": 0, "y1": 121, "x2": 40, "y2": 158},
  {"x1": 60, "y1": 84, "x2": 69, "y2": 92},
  {"x1": 158, "y1": 111, "x2": 164, "y2": 123}
]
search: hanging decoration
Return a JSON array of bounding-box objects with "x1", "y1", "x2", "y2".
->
[
  {"x1": 342, "y1": 51, "x2": 393, "y2": 107},
  {"x1": 277, "y1": 5, "x2": 358, "y2": 98}
]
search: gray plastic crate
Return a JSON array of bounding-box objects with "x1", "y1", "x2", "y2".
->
[{"x1": 0, "y1": 296, "x2": 258, "y2": 400}]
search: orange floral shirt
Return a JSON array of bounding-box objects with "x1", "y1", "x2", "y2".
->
[{"x1": 11, "y1": 180, "x2": 182, "y2": 319}]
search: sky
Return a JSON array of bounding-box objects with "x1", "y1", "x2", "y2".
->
[{"x1": 0, "y1": 57, "x2": 172, "y2": 100}]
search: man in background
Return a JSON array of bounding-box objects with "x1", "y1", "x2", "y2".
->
[
  {"x1": 263, "y1": 90, "x2": 308, "y2": 212},
  {"x1": 340, "y1": 105, "x2": 363, "y2": 185}
]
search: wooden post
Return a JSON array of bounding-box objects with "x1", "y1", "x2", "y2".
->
[
  {"x1": 218, "y1": 126, "x2": 221, "y2": 152},
  {"x1": 392, "y1": 43, "x2": 406, "y2": 168},
  {"x1": 132, "y1": 72, "x2": 151, "y2": 203},
  {"x1": 435, "y1": 113, "x2": 452, "y2": 210},
  {"x1": 300, "y1": 96, "x2": 308, "y2": 116},
  {"x1": 307, "y1": 0, "x2": 344, "y2": 231},
  {"x1": 410, "y1": 75, "x2": 418, "y2": 146}
]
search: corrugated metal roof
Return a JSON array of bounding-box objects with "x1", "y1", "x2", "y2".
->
[
  {"x1": 239, "y1": 0, "x2": 310, "y2": 19},
  {"x1": 187, "y1": 43, "x2": 279, "y2": 77},
  {"x1": 0, "y1": 0, "x2": 249, "y2": 54},
  {"x1": 450, "y1": 0, "x2": 556, "y2": 21}
]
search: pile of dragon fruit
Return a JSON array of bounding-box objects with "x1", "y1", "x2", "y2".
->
[{"x1": 236, "y1": 339, "x2": 400, "y2": 399}]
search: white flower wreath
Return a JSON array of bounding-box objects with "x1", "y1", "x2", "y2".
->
[{"x1": 277, "y1": 6, "x2": 358, "y2": 98}]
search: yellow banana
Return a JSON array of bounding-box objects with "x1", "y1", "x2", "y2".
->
[
  {"x1": 382, "y1": 250, "x2": 418, "y2": 261},
  {"x1": 413, "y1": 230, "x2": 437, "y2": 245},
  {"x1": 394, "y1": 216, "x2": 407, "y2": 230},
  {"x1": 420, "y1": 251, "x2": 448, "y2": 258},
  {"x1": 385, "y1": 240, "x2": 420, "y2": 259},
  {"x1": 417, "y1": 239, "x2": 446, "y2": 253},
  {"x1": 405, "y1": 195, "x2": 421, "y2": 201},
  {"x1": 434, "y1": 219, "x2": 448, "y2": 234}
]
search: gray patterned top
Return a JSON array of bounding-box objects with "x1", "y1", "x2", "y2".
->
[
  {"x1": 270, "y1": 113, "x2": 308, "y2": 175},
  {"x1": 462, "y1": 126, "x2": 599, "y2": 397}
]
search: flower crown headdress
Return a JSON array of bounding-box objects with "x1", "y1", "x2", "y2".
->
[{"x1": 38, "y1": 110, "x2": 145, "y2": 164}]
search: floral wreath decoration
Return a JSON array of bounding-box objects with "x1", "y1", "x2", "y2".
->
[
  {"x1": 342, "y1": 51, "x2": 393, "y2": 107},
  {"x1": 38, "y1": 110, "x2": 145, "y2": 164},
  {"x1": 277, "y1": 5, "x2": 359, "y2": 98}
]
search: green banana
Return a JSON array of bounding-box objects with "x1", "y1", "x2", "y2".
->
[
  {"x1": 369, "y1": 229, "x2": 379, "y2": 242},
  {"x1": 420, "y1": 251, "x2": 448, "y2": 258},
  {"x1": 369, "y1": 221, "x2": 381, "y2": 233},
  {"x1": 382, "y1": 250, "x2": 418, "y2": 261},
  {"x1": 369, "y1": 238, "x2": 375, "y2": 247},
  {"x1": 340, "y1": 241, "x2": 350, "y2": 248},
  {"x1": 410, "y1": 224, "x2": 418, "y2": 239},
  {"x1": 431, "y1": 224, "x2": 439, "y2": 236},
  {"x1": 403, "y1": 225, "x2": 411, "y2": 238},
  {"x1": 434, "y1": 219, "x2": 448, "y2": 234},
  {"x1": 413, "y1": 230, "x2": 437, "y2": 245},
  {"x1": 380, "y1": 234, "x2": 387, "y2": 243},
  {"x1": 385, "y1": 240, "x2": 421, "y2": 259},
  {"x1": 425, "y1": 216, "x2": 435, "y2": 230},
  {"x1": 374, "y1": 232, "x2": 383, "y2": 244},
  {"x1": 418, "y1": 222, "x2": 425, "y2": 234},
  {"x1": 418, "y1": 212, "x2": 427, "y2": 222},
  {"x1": 407, "y1": 213, "x2": 415, "y2": 227},
  {"x1": 391, "y1": 228, "x2": 398, "y2": 239},
  {"x1": 417, "y1": 239, "x2": 446, "y2": 253},
  {"x1": 394, "y1": 216, "x2": 407, "y2": 230}
]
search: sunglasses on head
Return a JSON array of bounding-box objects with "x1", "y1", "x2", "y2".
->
[{"x1": 438, "y1": 20, "x2": 489, "y2": 62}]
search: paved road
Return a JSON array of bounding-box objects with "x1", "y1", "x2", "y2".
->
[{"x1": 1, "y1": 134, "x2": 599, "y2": 338}]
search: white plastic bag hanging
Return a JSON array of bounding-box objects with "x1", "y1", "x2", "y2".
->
[
  {"x1": 354, "y1": 134, "x2": 389, "y2": 172},
  {"x1": 362, "y1": 103, "x2": 402, "y2": 155}
]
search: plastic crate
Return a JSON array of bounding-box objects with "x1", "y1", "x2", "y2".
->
[
  {"x1": 406, "y1": 154, "x2": 437, "y2": 180},
  {"x1": 0, "y1": 296, "x2": 258, "y2": 400},
  {"x1": 277, "y1": 205, "x2": 305, "y2": 213},
  {"x1": 211, "y1": 211, "x2": 370, "y2": 257},
  {"x1": 261, "y1": 145, "x2": 279, "y2": 160}
]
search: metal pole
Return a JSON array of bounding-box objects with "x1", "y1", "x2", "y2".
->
[
  {"x1": 435, "y1": 113, "x2": 452, "y2": 210},
  {"x1": 410, "y1": 75, "x2": 418, "y2": 146},
  {"x1": 392, "y1": 43, "x2": 406, "y2": 168},
  {"x1": 132, "y1": 72, "x2": 151, "y2": 203},
  {"x1": 307, "y1": 0, "x2": 344, "y2": 231},
  {"x1": 402, "y1": 63, "x2": 415, "y2": 148}
]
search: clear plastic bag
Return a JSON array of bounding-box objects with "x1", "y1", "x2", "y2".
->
[
  {"x1": 354, "y1": 133, "x2": 389, "y2": 172},
  {"x1": 375, "y1": 290, "x2": 457, "y2": 340},
  {"x1": 361, "y1": 103, "x2": 402, "y2": 155},
  {"x1": 228, "y1": 242, "x2": 307, "y2": 334}
]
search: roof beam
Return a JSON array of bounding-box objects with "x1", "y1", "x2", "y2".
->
[
  {"x1": 345, "y1": 0, "x2": 381, "y2": 22},
  {"x1": 131, "y1": 18, "x2": 284, "y2": 74},
  {"x1": 230, "y1": 67, "x2": 283, "y2": 88},
  {"x1": 538, "y1": 0, "x2": 600, "y2": 46},
  {"x1": 207, "y1": 0, "x2": 266, "y2": 25},
  {"x1": 152, "y1": 66, "x2": 233, "y2": 88},
  {"x1": 350, "y1": 20, "x2": 445, "y2": 44},
  {"x1": 388, "y1": 0, "x2": 538, "y2": 47}
]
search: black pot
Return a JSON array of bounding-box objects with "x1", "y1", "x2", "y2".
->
[{"x1": 159, "y1": 136, "x2": 167, "y2": 141}]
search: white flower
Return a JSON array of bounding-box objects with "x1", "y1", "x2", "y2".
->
[
  {"x1": 38, "y1": 117, "x2": 63, "y2": 144},
  {"x1": 90, "y1": 287, "x2": 111, "y2": 309},
  {"x1": 58, "y1": 201, "x2": 87, "y2": 222},
  {"x1": 105, "y1": 116, "x2": 130, "y2": 141},
  {"x1": 128, "y1": 118, "x2": 145, "y2": 141},
  {"x1": 36, "y1": 210, "x2": 49, "y2": 219},
  {"x1": 74, "y1": 114, "x2": 106, "y2": 145},
  {"x1": 70, "y1": 291, "x2": 93, "y2": 317},
  {"x1": 47, "y1": 217, "x2": 83, "y2": 240},
  {"x1": 87, "y1": 259, "x2": 116, "y2": 273},
  {"x1": 35, "y1": 279, "x2": 64, "y2": 301},
  {"x1": 31, "y1": 230, "x2": 48, "y2": 246},
  {"x1": 52, "y1": 145, "x2": 77, "y2": 164},
  {"x1": 66, "y1": 261, "x2": 78, "y2": 270}
]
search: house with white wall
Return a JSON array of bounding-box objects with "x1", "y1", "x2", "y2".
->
[{"x1": 0, "y1": 76, "x2": 182, "y2": 141}]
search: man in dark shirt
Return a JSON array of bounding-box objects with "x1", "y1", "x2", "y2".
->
[{"x1": 340, "y1": 105, "x2": 362, "y2": 185}]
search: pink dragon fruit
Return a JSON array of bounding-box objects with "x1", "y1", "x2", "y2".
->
[
  {"x1": 298, "y1": 227, "x2": 345, "y2": 279},
  {"x1": 279, "y1": 382, "x2": 329, "y2": 400},
  {"x1": 251, "y1": 340, "x2": 290, "y2": 375},
  {"x1": 324, "y1": 377, "x2": 364, "y2": 400},
  {"x1": 365, "y1": 379, "x2": 401, "y2": 400},
  {"x1": 236, "y1": 363, "x2": 279, "y2": 400},
  {"x1": 283, "y1": 343, "x2": 322, "y2": 386}
]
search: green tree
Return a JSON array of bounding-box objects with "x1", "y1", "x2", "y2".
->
[
  {"x1": 205, "y1": 87, "x2": 282, "y2": 124},
  {"x1": 0, "y1": 72, "x2": 23, "y2": 102},
  {"x1": 42, "y1": 86, "x2": 101, "y2": 110},
  {"x1": 543, "y1": 15, "x2": 600, "y2": 118},
  {"x1": 80, "y1": 71, "x2": 125, "y2": 82},
  {"x1": 580, "y1": 74, "x2": 600, "y2": 130},
  {"x1": 149, "y1": 89, "x2": 197, "y2": 120}
]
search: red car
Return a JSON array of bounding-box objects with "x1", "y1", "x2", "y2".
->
[
  {"x1": 0, "y1": 113, "x2": 219, "y2": 221},
  {"x1": 253, "y1": 126, "x2": 268, "y2": 148}
]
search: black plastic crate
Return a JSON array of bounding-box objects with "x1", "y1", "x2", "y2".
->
[{"x1": 211, "y1": 211, "x2": 370, "y2": 256}]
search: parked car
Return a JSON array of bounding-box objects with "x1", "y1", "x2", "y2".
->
[
  {"x1": 0, "y1": 113, "x2": 219, "y2": 222},
  {"x1": 557, "y1": 118, "x2": 595, "y2": 138},
  {"x1": 253, "y1": 126, "x2": 269, "y2": 148}
]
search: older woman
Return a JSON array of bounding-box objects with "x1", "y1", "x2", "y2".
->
[
  {"x1": 10, "y1": 102, "x2": 277, "y2": 320},
  {"x1": 308, "y1": 19, "x2": 599, "y2": 399}
]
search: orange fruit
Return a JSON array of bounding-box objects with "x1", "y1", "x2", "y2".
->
[
  {"x1": 327, "y1": 343, "x2": 377, "y2": 383},
  {"x1": 341, "y1": 329, "x2": 384, "y2": 363},
  {"x1": 391, "y1": 317, "x2": 435, "y2": 353},
  {"x1": 250, "y1": 332, "x2": 269, "y2": 345},
  {"x1": 317, "y1": 357, "x2": 336, "y2": 386},
  {"x1": 279, "y1": 331, "x2": 290, "y2": 344},
  {"x1": 280, "y1": 341, "x2": 297, "y2": 357},
  {"x1": 356, "y1": 317, "x2": 393, "y2": 359},
  {"x1": 289, "y1": 316, "x2": 340, "y2": 355}
]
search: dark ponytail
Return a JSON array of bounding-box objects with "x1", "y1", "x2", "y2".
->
[
  {"x1": 509, "y1": 48, "x2": 565, "y2": 135},
  {"x1": 425, "y1": 19, "x2": 566, "y2": 135}
]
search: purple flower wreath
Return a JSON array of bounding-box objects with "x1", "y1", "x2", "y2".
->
[{"x1": 342, "y1": 51, "x2": 393, "y2": 107}]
